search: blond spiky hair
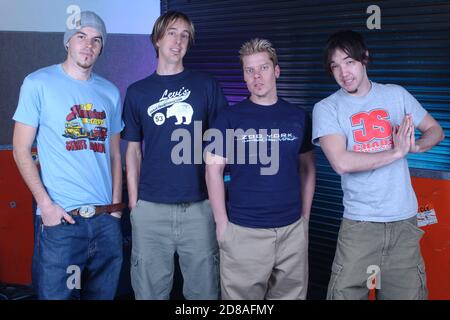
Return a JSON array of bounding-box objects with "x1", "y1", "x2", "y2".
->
[{"x1": 239, "y1": 38, "x2": 278, "y2": 66}]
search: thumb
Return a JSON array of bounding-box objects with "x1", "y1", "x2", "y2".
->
[{"x1": 62, "y1": 212, "x2": 76, "y2": 224}]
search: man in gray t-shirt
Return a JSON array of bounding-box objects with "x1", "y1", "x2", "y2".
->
[{"x1": 312, "y1": 30, "x2": 444, "y2": 300}]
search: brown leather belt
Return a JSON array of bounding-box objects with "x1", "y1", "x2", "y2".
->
[{"x1": 68, "y1": 203, "x2": 126, "y2": 218}]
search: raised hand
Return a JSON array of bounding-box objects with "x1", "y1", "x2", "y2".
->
[
  {"x1": 409, "y1": 121, "x2": 420, "y2": 153},
  {"x1": 392, "y1": 114, "x2": 413, "y2": 157}
]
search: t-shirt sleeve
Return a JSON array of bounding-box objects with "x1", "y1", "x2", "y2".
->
[
  {"x1": 12, "y1": 77, "x2": 41, "y2": 127},
  {"x1": 400, "y1": 86, "x2": 427, "y2": 127},
  {"x1": 121, "y1": 87, "x2": 142, "y2": 142},
  {"x1": 300, "y1": 112, "x2": 314, "y2": 153},
  {"x1": 110, "y1": 89, "x2": 124, "y2": 136},
  {"x1": 312, "y1": 100, "x2": 345, "y2": 146},
  {"x1": 206, "y1": 77, "x2": 229, "y2": 127}
]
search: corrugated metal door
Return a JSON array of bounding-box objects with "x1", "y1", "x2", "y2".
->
[{"x1": 164, "y1": 0, "x2": 450, "y2": 299}]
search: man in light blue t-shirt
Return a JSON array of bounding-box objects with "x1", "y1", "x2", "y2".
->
[
  {"x1": 312, "y1": 30, "x2": 444, "y2": 300},
  {"x1": 12, "y1": 11, "x2": 124, "y2": 300}
]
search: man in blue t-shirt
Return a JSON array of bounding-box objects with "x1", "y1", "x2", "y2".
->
[
  {"x1": 312, "y1": 30, "x2": 444, "y2": 300},
  {"x1": 12, "y1": 11, "x2": 124, "y2": 299},
  {"x1": 205, "y1": 38, "x2": 316, "y2": 300},
  {"x1": 121, "y1": 11, "x2": 228, "y2": 300}
]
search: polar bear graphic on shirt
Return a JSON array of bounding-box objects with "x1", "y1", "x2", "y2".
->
[{"x1": 166, "y1": 102, "x2": 194, "y2": 125}]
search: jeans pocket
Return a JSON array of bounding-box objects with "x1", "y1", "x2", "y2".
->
[
  {"x1": 41, "y1": 221, "x2": 64, "y2": 232},
  {"x1": 104, "y1": 212, "x2": 121, "y2": 221},
  {"x1": 327, "y1": 262, "x2": 343, "y2": 300}
]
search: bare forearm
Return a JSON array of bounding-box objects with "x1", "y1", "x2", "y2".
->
[
  {"x1": 205, "y1": 169, "x2": 228, "y2": 225},
  {"x1": 414, "y1": 126, "x2": 445, "y2": 153},
  {"x1": 109, "y1": 134, "x2": 123, "y2": 204},
  {"x1": 13, "y1": 148, "x2": 52, "y2": 207},
  {"x1": 125, "y1": 145, "x2": 141, "y2": 207},
  {"x1": 300, "y1": 169, "x2": 315, "y2": 217},
  {"x1": 334, "y1": 148, "x2": 403, "y2": 174},
  {"x1": 300, "y1": 151, "x2": 316, "y2": 218},
  {"x1": 111, "y1": 154, "x2": 122, "y2": 204}
]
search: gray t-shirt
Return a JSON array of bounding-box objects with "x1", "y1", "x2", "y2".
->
[{"x1": 312, "y1": 82, "x2": 427, "y2": 222}]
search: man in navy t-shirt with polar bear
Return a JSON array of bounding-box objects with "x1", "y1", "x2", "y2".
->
[{"x1": 121, "y1": 11, "x2": 228, "y2": 300}]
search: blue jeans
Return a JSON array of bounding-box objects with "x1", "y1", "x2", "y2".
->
[{"x1": 33, "y1": 213, "x2": 123, "y2": 300}]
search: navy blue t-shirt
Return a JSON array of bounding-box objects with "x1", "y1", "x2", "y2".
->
[
  {"x1": 122, "y1": 69, "x2": 228, "y2": 203},
  {"x1": 211, "y1": 98, "x2": 313, "y2": 228}
]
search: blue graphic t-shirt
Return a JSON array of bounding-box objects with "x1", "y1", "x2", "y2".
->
[
  {"x1": 211, "y1": 98, "x2": 313, "y2": 228},
  {"x1": 121, "y1": 69, "x2": 228, "y2": 203},
  {"x1": 13, "y1": 64, "x2": 123, "y2": 213}
]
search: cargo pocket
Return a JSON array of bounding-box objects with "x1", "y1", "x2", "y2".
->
[
  {"x1": 130, "y1": 255, "x2": 139, "y2": 271},
  {"x1": 130, "y1": 254, "x2": 142, "y2": 287},
  {"x1": 327, "y1": 262, "x2": 343, "y2": 300},
  {"x1": 417, "y1": 262, "x2": 428, "y2": 300}
]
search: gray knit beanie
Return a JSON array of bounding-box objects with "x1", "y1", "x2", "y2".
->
[{"x1": 64, "y1": 11, "x2": 107, "y2": 51}]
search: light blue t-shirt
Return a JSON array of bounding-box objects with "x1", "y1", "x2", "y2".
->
[
  {"x1": 312, "y1": 82, "x2": 427, "y2": 222},
  {"x1": 13, "y1": 64, "x2": 123, "y2": 213}
]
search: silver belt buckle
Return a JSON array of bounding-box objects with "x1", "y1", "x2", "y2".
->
[{"x1": 79, "y1": 205, "x2": 96, "y2": 218}]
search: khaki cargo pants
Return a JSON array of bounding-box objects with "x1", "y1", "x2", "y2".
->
[
  {"x1": 219, "y1": 217, "x2": 309, "y2": 300},
  {"x1": 327, "y1": 216, "x2": 428, "y2": 300}
]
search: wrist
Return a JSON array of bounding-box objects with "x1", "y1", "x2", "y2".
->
[
  {"x1": 128, "y1": 201, "x2": 137, "y2": 209},
  {"x1": 411, "y1": 144, "x2": 421, "y2": 153},
  {"x1": 391, "y1": 148, "x2": 405, "y2": 160},
  {"x1": 214, "y1": 214, "x2": 229, "y2": 225},
  {"x1": 38, "y1": 198, "x2": 53, "y2": 210},
  {"x1": 128, "y1": 196, "x2": 137, "y2": 206}
]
